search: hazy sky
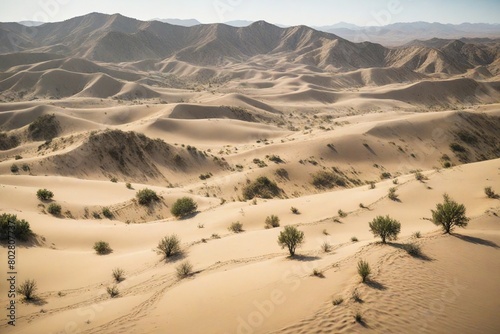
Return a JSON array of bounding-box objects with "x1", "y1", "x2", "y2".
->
[{"x1": 1, "y1": 0, "x2": 499, "y2": 26}]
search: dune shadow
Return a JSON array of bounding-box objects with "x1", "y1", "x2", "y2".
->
[
  {"x1": 365, "y1": 279, "x2": 387, "y2": 290},
  {"x1": 388, "y1": 242, "x2": 433, "y2": 261},
  {"x1": 453, "y1": 234, "x2": 499, "y2": 249},
  {"x1": 163, "y1": 252, "x2": 188, "y2": 264},
  {"x1": 291, "y1": 254, "x2": 321, "y2": 262},
  {"x1": 178, "y1": 211, "x2": 200, "y2": 220},
  {"x1": 22, "y1": 296, "x2": 47, "y2": 306}
]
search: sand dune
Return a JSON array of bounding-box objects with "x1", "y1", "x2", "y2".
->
[{"x1": 1, "y1": 11, "x2": 500, "y2": 334}]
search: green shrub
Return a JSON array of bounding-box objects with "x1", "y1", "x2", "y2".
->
[
  {"x1": 228, "y1": 221, "x2": 244, "y2": 233},
  {"x1": 413, "y1": 231, "x2": 421, "y2": 238},
  {"x1": 277, "y1": 226, "x2": 304, "y2": 256},
  {"x1": 357, "y1": 259, "x2": 371, "y2": 283},
  {"x1": 338, "y1": 209, "x2": 347, "y2": 218},
  {"x1": 264, "y1": 215, "x2": 280, "y2": 229},
  {"x1": 354, "y1": 312, "x2": 364, "y2": 323},
  {"x1": 268, "y1": 155, "x2": 284, "y2": 163},
  {"x1": 484, "y1": 187, "x2": 497, "y2": 199},
  {"x1": 126, "y1": 182, "x2": 132, "y2": 189},
  {"x1": 443, "y1": 161, "x2": 452, "y2": 168},
  {"x1": 0, "y1": 214, "x2": 33, "y2": 241},
  {"x1": 176, "y1": 261, "x2": 193, "y2": 279},
  {"x1": 312, "y1": 171, "x2": 346, "y2": 189},
  {"x1": 332, "y1": 298, "x2": 343, "y2": 306},
  {"x1": 110, "y1": 177, "x2": 118, "y2": 183},
  {"x1": 321, "y1": 242, "x2": 332, "y2": 253},
  {"x1": 15, "y1": 155, "x2": 22, "y2": 160},
  {"x1": 290, "y1": 207, "x2": 300, "y2": 214},
  {"x1": 312, "y1": 269, "x2": 324, "y2": 277},
  {"x1": 170, "y1": 197, "x2": 198, "y2": 218},
  {"x1": 449, "y1": 143, "x2": 467, "y2": 153},
  {"x1": 275, "y1": 168, "x2": 289, "y2": 179},
  {"x1": 17, "y1": 279, "x2": 37, "y2": 301},
  {"x1": 414, "y1": 171, "x2": 426, "y2": 181},
  {"x1": 380, "y1": 172, "x2": 392, "y2": 179},
  {"x1": 102, "y1": 207, "x2": 113, "y2": 219},
  {"x1": 10, "y1": 164, "x2": 19, "y2": 173},
  {"x1": 351, "y1": 236, "x2": 358, "y2": 242},
  {"x1": 28, "y1": 114, "x2": 60, "y2": 141},
  {"x1": 369, "y1": 215, "x2": 401, "y2": 243},
  {"x1": 368, "y1": 181, "x2": 376, "y2": 189},
  {"x1": 36, "y1": 189, "x2": 54, "y2": 201},
  {"x1": 47, "y1": 203, "x2": 61, "y2": 216},
  {"x1": 112, "y1": 268, "x2": 125, "y2": 282},
  {"x1": 93, "y1": 241, "x2": 112, "y2": 255},
  {"x1": 136, "y1": 188, "x2": 159, "y2": 205},
  {"x1": 431, "y1": 194, "x2": 469, "y2": 234},
  {"x1": 157, "y1": 235, "x2": 181, "y2": 259},
  {"x1": 388, "y1": 187, "x2": 399, "y2": 201},
  {"x1": 242, "y1": 176, "x2": 281, "y2": 200},
  {"x1": 21, "y1": 163, "x2": 30, "y2": 172},
  {"x1": 106, "y1": 285, "x2": 119, "y2": 298}
]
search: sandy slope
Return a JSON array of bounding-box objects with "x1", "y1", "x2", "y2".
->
[{"x1": 1, "y1": 24, "x2": 500, "y2": 333}]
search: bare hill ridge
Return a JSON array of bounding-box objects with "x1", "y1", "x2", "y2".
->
[{"x1": 1, "y1": 13, "x2": 499, "y2": 73}]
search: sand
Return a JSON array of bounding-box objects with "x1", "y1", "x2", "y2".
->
[{"x1": 1, "y1": 13, "x2": 500, "y2": 334}]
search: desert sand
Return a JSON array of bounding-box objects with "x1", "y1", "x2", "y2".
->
[{"x1": 1, "y1": 13, "x2": 499, "y2": 334}]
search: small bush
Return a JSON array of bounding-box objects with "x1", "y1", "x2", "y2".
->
[
  {"x1": 354, "y1": 312, "x2": 364, "y2": 323},
  {"x1": 28, "y1": 114, "x2": 60, "y2": 141},
  {"x1": 10, "y1": 164, "x2": 19, "y2": 173},
  {"x1": 0, "y1": 214, "x2": 33, "y2": 241},
  {"x1": 170, "y1": 197, "x2": 198, "y2": 218},
  {"x1": 47, "y1": 203, "x2": 61, "y2": 215},
  {"x1": 106, "y1": 285, "x2": 119, "y2": 298},
  {"x1": 332, "y1": 298, "x2": 343, "y2": 306},
  {"x1": 413, "y1": 231, "x2": 421, "y2": 238},
  {"x1": 176, "y1": 261, "x2": 193, "y2": 279},
  {"x1": 431, "y1": 194, "x2": 469, "y2": 234},
  {"x1": 110, "y1": 177, "x2": 118, "y2": 183},
  {"x1": 338, "y1": 209, "x2": 347, "y2": 218},
  {"x1": 157, "y1": 235, "x2": 181, "y2": 259},
  {"x1": 102, "y1": 207, "x2": 113, "y2": 219},
  {"x1": 359, "y1": 203, "x2": 366, "y2": 209},
  {"x1": 136, "y1": 189, "x2": 160, "y2": 206},
  {"x1": 228, "y1": 221, "x2": 244, "y2": 233},
  {"x1": 357, "y1": 259, "x2": 371, "y2": 283},
  {"x1": 112, "y1": 268, "x2": 125, "y2": 282},
  {"x1": 485, "y1": 187, "x2": 497, "y2": 199},
  {"x1": 312, "y1": 171, "x2": 347, "y2": 189},
  {"x1": 352, "y1": 289, "x2": 362, "y2": 302},
  {"x1": 321, "y1": 242, "x2": 332, "y2": 253},
  {"x1": 17, "y1": 279, "x2": 37, "y2": 301},
  {"x1": 275, "y1": 168, "x2": 289, "y2": 179},
  {"x1": 126, "y1": 182, "x2": 132, "y2": 189},
  {"x1": 392, "y1": 179, "x2": 399, "y2": 185},
  {"x1": 443, "y1": 161, "x2": 452, "y2": 168},
  {"x1": 211, "y1": 233, "x2": 220, "y2": 239},
  {"x1": 414, "y1": 171, "x2": 426, "y2": 181},
  {"x1": 351, "y1": 236, "x2": 358, "y2": 242},
  {"x1": 312, "y1": 269, "x2": 324, "y2": 277},
  {"x1": 369, "y1": 215, "x2": 401, "y2": 243},
  {"x1": 368, "y1": 181, "x2": 376, "y2": 189},
  {"x1": 93, "y1": 241, "x2": 112, "y2": 255},
  {"x1": 15, "y1": 155, "x2": 22, "y2": 160},
  {"x1": 290, "y1": 206, "x2": 300, "y2": 214},
  {"x1": 388, "y1": 187, "x2": 399, "y2": 201},
  {"x1": 268, "y1": 155, "x2": 284, "y2": 163},
  {"x1": 37, "y1": 189, "x2": 54, "y2": 201},
  {"x1": 402, "y1": 243, "x2": 421, "y2": 257},
  {"x1": 380, "y1": 172, "x2": 392, "y2": 179},
  {"x1": 323, "y1": 229, "x2": 329, "y2": 235},
  {"x1": 265, "y1": 215, "x2": 280, "y2": 229},
  {"x1": 243, "y1": 177, "x2": 281, "y2": 200},
  {"x1": 278, "y1": 226, "x2": 304, "y2": 256},
  {"x1": 21, "y1": 163, "x2": 30, "y2": 172},
  {"x1": 450, "y1": 142, "x2": 467, "y2": 153}
]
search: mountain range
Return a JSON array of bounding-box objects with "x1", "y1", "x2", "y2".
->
[{"x1": 1, "y1": 12, "x2": 499, "y2": 76}]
